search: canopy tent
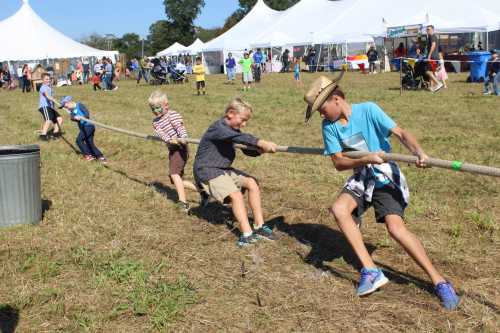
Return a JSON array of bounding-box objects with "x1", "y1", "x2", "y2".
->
[
  {"x1": 250, "y1": 0, "x2": 357, "y2": 47},
  {"x1": 0, "y1": 0, "x2": 118, "y2": 62},
  {"x1": 202, "y1": 0, "x2": 284, "y2": 52},
  {"x1": 387, "y1": 4, "x2": 500, "y2": 33},
  {"x1": 156, "y1": 42, "x2": 188, "y2": 57},
  {"x1": 185, "y1": 38, "x2": 205, "y2": 54}
]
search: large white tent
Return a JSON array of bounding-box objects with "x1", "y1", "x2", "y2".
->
[
  {"x1": 156, "y1": 42, "x2": 189, "y2": 57},
  {"x1": 0, "y1": 0, "x2": 117, "y2": 62},
  {"x1": 251, "y1": 0, "x2": 357, "y2": 47},
  {"x1": 202, "y1": 0, "x2": 284, "y2": 52}
]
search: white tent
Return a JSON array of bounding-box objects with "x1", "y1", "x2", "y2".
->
[
  {"x1": 0, "y1": 0, "x2": 118, "y2": 62},
  {"x1": 156, "y1": 42, "x2": 188, "y2": 57},
  {"x1": 202, "y1": 0, "x2": 284, "y2": 52},
  {"x1": 185, "y1": 38, "x2": 205, "y2": 54},
  {"x1": 251, "y1": 0, "x2": 357, "y2": 47}
]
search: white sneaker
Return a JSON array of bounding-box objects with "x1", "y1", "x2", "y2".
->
[
  {"x1": 483, "y1": 91, "x2": 491, "y2": 95},
  {"x1": 432, "y1": 82, "x2": 444, "y2": 92}
]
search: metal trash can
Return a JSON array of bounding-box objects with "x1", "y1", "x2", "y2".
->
[{"x1": 0, "y1": 145, "x2": 41, "y2": 227}]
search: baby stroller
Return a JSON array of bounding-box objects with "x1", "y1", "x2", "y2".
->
[
  {"x1": 167, "y1": 64, "x2": 187, "y2": 84},
  {"x1": 150, "y1": 58, "x2": 168, "y2": 85},
  {"x1": 401, "y1": 60, "x2": 429, "y2": 90}
]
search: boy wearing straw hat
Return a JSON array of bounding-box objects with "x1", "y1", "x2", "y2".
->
[{"x1": 304, "y1": 74, "x2": 460, "y2": 310}]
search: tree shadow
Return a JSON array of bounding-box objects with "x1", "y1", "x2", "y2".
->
[
  {"x1": 0, "y1": 305, "x2": 19, "y2": 333},
  {"x1": 41, "y1": 199, "x2": 52, "y2": 220}
]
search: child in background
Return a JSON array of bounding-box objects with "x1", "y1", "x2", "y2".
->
[
  {"x1": 239, "y1": 52, "x2": 254, "y2": 91},
  {"x1": 59, "y1": 96, "x2": 106, "y2": 163},
  {"x1": 92, "y1": 73, "x2": 102, "y2": 91},
  {"x1": 192, "y1": 56, "x2": 206, "y2": 96},
  {"x1": 38, "y1": 73, "x2": 63, "y2": 141},
  {"x1": 436, "y1": 51, "x2": 448, "y2": 88},
  {"x1": 293, "y1": 57, "x2": 301, "y2": 86},
  {"x1": 193, "y1": 97, "x2": 278, "y2": 247},
  {"x1": 225, "y1": 53, "x2": 236, "y2": 84},
  {"x1": 149, "y1": 90, "x2": 197, "y2": 213}
]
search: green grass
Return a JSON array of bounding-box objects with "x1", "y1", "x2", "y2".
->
[{"x1": 0, "y1": 71, "x2": 499, "y2": 332}]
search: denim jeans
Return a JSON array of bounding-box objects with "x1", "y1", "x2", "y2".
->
[
  {"x1": 484, "y1": 72, "x2": 500, "y2": 95},
  {"x1": 227, "y1": 67, "x2": 236, "y2": 81},
  {"x1": 76, "y1": 125, "x2": 103, "y2": 158}
]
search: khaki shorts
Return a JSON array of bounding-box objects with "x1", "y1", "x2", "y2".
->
[{"x1": 199, "y1": 171, "x2": 249, "y2": 203}]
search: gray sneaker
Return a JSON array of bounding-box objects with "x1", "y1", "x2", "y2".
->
[
  {"x1": 253, "y1": 225, "x2": 277, "y2": 241},
  {"x1": 176, "y1": 201, "x2": 190, "y2": 214}
]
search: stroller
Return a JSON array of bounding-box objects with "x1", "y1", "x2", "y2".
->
[
  {"x1": 401, "y1": 59, "x2": 429, "y2": 90},
  {"x1": 167, "y1": 64, "x2": 188, "y2": 84},
  {"x1": 149, "y1": 58, "x2": 169, "y2": 85}
]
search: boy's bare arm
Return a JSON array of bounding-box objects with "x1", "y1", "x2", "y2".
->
[
  {"x1": 391, "y1": 126, "x2": 428, "y2": 167},
  {"x1": 331, "y1": 152, "x2": 384, "y2": 171}
]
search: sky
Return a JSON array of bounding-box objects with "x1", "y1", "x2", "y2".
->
[{"x1": 0, "y1": 0, "x2": 240, "y2": 40}]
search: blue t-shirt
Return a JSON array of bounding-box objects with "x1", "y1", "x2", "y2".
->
[
  {"x1": 71, "y1": 103, "x2": 93, "y2": 127},
  {"x1": 226, "y1": 58, "x2": 236, "y2": 69},
  {"x1": 39, "y1": 84, "x2": 53, "y2": 108},
  {"x1": 322, "y1": 102, "x2": 396, "y2": 187},
  {"x1": 253, "y1": 52, "x2": 263, "y2": 64}
]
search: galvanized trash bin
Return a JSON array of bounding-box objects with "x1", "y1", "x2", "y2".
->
[{"x1": 0, "y1": 145, "x2": 41, "y2": 227}]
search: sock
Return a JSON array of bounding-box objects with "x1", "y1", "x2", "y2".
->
[
  {"x1": 242, "y1": 231, "x2": 253, "y2": 238},
  {"x1": 254, "y1": 225, "x2": 262, "y2": 230}
]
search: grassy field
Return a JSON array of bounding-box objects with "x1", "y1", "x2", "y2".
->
[{"x1": 0, "y1": 71, "x2": 499, "y2": 332}]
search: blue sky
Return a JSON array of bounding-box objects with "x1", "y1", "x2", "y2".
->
[{"x1": 0, "y1": 0, "x2": 240, "y2": 39}]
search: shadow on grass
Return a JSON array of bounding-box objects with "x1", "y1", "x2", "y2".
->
[
  {"x1": 274, "y1": 218, "x2": 374, "y2": 284},
  {"x1": 0, "y1": 305, "x2": 19, "y2": 333},
  {"x1": 102, "y1": 165, "x2": 179, "y2": 203},
  {"x1": 41, "y1": 199, "x2": 52, "y2": 220},
  {"x1": 374, "y1": 261, "x2": 434, "y2": 294},
  {"x1": 59, "y1": 135, "x2": 80, "y2": 155}
]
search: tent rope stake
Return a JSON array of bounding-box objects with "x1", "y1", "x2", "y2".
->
[{"x1": 54, "y1": 101, "x2": 500, "y2": 178}]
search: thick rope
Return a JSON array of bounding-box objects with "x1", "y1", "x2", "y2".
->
[{"x1": 53, "y1": 100, "x2": 500, "y2": 178}]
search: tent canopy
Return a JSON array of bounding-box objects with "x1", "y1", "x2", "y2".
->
[
  {"x1": 0, "y1": 0, "x2": 118, "y2": 62},
  {"x1": 156, "y1": 42, "x2": 188, "y2": 57},
  {"x1": 202, "y1": 0, "x2": 284, "y2": 52},
  {"x1": 185, "y1": 38, "x2": 205, "y2": 54}
]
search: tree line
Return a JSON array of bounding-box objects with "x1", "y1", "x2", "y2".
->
[{"x1": 81, "y1": 0, "x2": 299, "y2": 59}]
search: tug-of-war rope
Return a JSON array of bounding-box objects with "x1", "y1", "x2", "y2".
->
[{"x1": 54, "y1": 100, "x2": 500, "y2": 178}]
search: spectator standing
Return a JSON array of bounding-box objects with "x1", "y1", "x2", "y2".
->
[
  {"x1": 239, "y1": 52, "x2": 254, "y2": 91},
  {"x1": 225, "y1": 52, "x2": 236, "y2": 84},
  {"x1": 308, "y1": 47, "x2": 317, "y2": 73},
  {"x1": 436, "y1": 50, "x2": 448, "y2": 89},
  {"x1": 82, "y1": 57, "x2": 90, "y2": 84},
  {"x1": 21, "y1": 64, "x2": 31, "y2": 93},
  {"x1": 137, "y1": 57, "x2": 149, "y2": 84},
  {"x1": 281, "y1": 49, "x2": 290, "y2": 72},
  {"x1": 252, "y1": 48, "x2": 263, "y2": 82},
  {"x1": 425, "y1": 25, "x2": 443, "y2": 92},
  {"x1": 366, "y1": 45, "x2": 379, "y2": 74},
  {"x1": 484, "y1": 50, "x2": 500, "y2": 96}
]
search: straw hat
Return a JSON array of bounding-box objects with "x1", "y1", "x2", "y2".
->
[{"x1": 304, "y1": 71, "x2": 344, "y2": 122}]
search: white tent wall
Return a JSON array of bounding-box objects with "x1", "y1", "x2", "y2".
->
[{"x1": 0, "y1": 0, "x2": 118, "y2": 63}]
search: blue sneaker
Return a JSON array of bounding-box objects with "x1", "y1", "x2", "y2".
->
[
  {"x1": 253, "y1": 225, "x2": 277, "y2": 241},
  {"x1": 237, "y1": 234, "x2": 259, "y2": 248},
  {"x1": 435, "y1": 281, "x2": 460, "y2": 310},
  {"x1": 356, "y1": 268, "x2": 389, "y2": 296}
]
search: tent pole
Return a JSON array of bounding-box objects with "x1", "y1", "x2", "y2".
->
[
  {"x1": 316, "y1": 44, "x2": 322, "y2": 72},
  {"x1": 270, "y1": 47, "x2": 273, "y2": 73},
  {"x1": 327, "y1": 44, "x2": 331, "y2": 72},
  {"x1": 486, "y1": 31, "x2": 489, "y2": 51}
]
